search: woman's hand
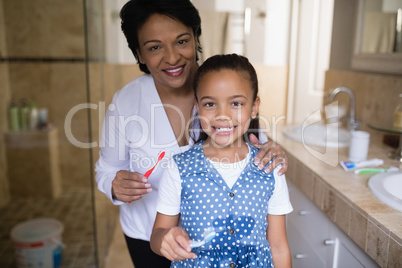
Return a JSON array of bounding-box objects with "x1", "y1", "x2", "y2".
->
[
  {"x1": 249, "y1": 134, "x2": 288, "y2": 175},
  {"x1": 158, "y1": 227, "x2": 196, "y2": 261},
  {"x1": 111, "y1": 170, "x2": 152, "y2": 203}
]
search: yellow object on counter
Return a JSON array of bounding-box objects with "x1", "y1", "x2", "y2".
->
[{"x1": 394, "y1": 94, "x2": 402, "y2": 128}]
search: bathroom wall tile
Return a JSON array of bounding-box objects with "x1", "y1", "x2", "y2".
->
[
  {"x1": 324, "y1": 70, "x2": 402, "y2": 127},
  {"x1": 0, "y1": 63, "x2": 10, "y2": 208},
  {"x1": 349, "y1": 208, "x2": 368, "y2": 250},
  {"x1": 284, "y1": 151, "x2": 296, "y2": 185},
  {"x1": 322, "y1": 189, "x2": 336, "y2": 222},
  {"x1": 387, "y1": 237, "x2": 402, "y2": 268},
  {"x1": 293, "y1": 162, "x2": 315, "y2": 199},
  {"x1": 3, "y1": 0, "x2": 85, "y2": 58},
  {"x1": 313, "y1": 176, "x2": 336, "y2": 221},
  {"x1": 334, "y1": 195, "x2": 350, "y2": 235},
  {"x1": 366, "y1": 220, "x2": 389, "y2": 267}
]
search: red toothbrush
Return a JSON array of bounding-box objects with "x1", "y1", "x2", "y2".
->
[{"x1": 144, "y1": 151, "x2": 165, "y2": 178}]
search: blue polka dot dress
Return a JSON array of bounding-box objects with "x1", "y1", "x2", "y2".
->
[{"x1": 172, "y1": 141, "x2": 275, "y2": 268}]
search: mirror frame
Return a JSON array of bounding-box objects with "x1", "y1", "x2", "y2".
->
[{"x1": 351, "y1": 0, "x2": 402, "y2": 75}]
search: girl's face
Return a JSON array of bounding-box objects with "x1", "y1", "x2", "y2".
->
[
  {"x1": 136, "y1": 14, "x2": 199, "y2": 92},
  {"x1": 195, "y1": 69, "x2": 260, "y2": 148}
]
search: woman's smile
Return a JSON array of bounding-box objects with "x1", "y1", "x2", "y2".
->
[{"x1": 163, "y1": 65, "x2": 185, "y2": 77}]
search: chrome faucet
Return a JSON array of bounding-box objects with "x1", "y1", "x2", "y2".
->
[{"x1": 328, "y1": 87, "x2": 360, "y2": 131}]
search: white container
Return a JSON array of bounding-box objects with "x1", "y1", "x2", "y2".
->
[
  {"x1": 348, "y1": 130, "x2": 370, "y2": 162},
  {"x1": 10, "y1": 218, "x2": 64, "y2": 268}
]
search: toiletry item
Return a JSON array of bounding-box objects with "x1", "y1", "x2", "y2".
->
[
  {"x1": 394, "y1": 93, "x2": 402, "y2": 128},
  {"x1": 340, "y1": 158, "x2": 384, "y2": 171},
  {"x1": 38, "y1": 108, "x2": 48, "y2": 125},
  {"x1": 20, "y1": 99, "x2": 30, "y2": 130},
  {"x1": 354, "y1": 166, "x2": 399, "y2": 174},
  {"x1": 8, "y1": 100, "x2": 20, "y2": 131},
  {"x1": 29, "y1": 102, "x2": 39, "y2": 130},
  {"x1": 190, "y1": 227, "x2": 216, "y2": 248},
  {"x1": 348, "y1": 130, "x2": 370, "y2": 162}
]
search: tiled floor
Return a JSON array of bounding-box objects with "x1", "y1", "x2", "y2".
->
[
  {"x1": 0, "y1": 188, "x2": 97, "y2": 268},
  {"x1": 104, "y1": 221, "x2": 132, "y2": 268}
]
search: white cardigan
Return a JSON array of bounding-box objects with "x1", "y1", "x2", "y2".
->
[{"x1": 95, "y1": 74, "x2": 193, "y2": 241}]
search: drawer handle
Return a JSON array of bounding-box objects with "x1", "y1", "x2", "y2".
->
[
  {"x1": 324, "y1": 239, "x2": 335, "y2": 245},
  {"x1": 298, "y1": 210, "x2": 309, "y2": 215},
  {"x1": 295, "y1": 254, "x2": 307, "y2": 259}
]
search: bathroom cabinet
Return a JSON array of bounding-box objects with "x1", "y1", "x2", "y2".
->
[{"x1": 287, "y1": 181, "x2": 379, "y2": 268}]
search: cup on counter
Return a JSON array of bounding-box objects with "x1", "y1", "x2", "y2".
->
[{"x1": 348, "y1": 130, "x2": 370, "y2": 162}]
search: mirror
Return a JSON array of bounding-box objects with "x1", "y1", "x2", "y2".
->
[{"x1": 352, "y1": 0, "x2": 402, "y2": 74}]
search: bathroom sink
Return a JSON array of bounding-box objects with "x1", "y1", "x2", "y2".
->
[
  {"x1": 283, "y1": 124, "x2": 351, "y2": 148},
  {"x1": 368, "y1": 171, "x2": 402, "y2": 212}
]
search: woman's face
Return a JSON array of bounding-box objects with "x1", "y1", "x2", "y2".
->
[{"x1": 136, "y1": 14, "x2": 199, "y2": 92}]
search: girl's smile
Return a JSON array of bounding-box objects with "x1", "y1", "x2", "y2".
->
[{"x1": 195, "y1": 69, "x2": 260, "y2": 150}]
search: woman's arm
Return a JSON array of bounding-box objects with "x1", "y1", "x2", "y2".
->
[
  {"x1": 151, "y1": 213, "x2": 197, "y2": 261},
  {"x1": 95, "y1": 93, "x2": 151, "y2": 204},
  {"x1": 266, "y1": 214, "x2": 292, "y2": 268},
  {"x1": 249, "y1": 134, "x2": 288, "y2": 176}
]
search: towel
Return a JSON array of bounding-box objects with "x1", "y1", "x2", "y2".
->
[{"x1": 362, "y1": 12, "x2": 397, "y2": 54}]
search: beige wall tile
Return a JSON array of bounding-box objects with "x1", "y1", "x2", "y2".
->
[
  {"x1": 3, "y1": 0, "x2": 85, "y2": 58},
  {"x1": 0, "y1": 63, "x2": 10, "y2": 207},
  {"x1": 334, "y1": 195, "x2": 351, "y2": 235},
  {"x1": 313, "y1": 177, "x2": 328, "y2": 209},
  {"x1": 387, "y1": 237, "x2": 402, "y2": 268},
  {"x1": 293, "y1": 162, "x2": 315, "y2": 199},
  {"x1": 366, "y1": 220, "x2": 389, "y2": 267},
  {"x1": 324, "y1": 70, "x2": 402, "y2": 127},
  {"x1": 349, "y1": 209, "x2": 368, "y2": 250}
]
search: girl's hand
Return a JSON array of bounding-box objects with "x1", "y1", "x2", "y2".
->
[
  {"x1": 249, "y1": 133, "x2": 288, "y2": 175},
  {"x1": 159, "y1": 227, "x2": 196, "y2": 261},
  {"x1": 111, "y1": 170, "x2": 152, "y2": 203}
]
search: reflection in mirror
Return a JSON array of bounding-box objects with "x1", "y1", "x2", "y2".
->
[
  {"x1": 352, "y1": 0, "x2": 402, "y2": 74},
  {"x1": 360, "y1": 0, "x2": 402, "y2": 54}
]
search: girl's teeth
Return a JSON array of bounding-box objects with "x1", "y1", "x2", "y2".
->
[{"x1": 216, "y1": 127, "x2": 234, "y2": 132}]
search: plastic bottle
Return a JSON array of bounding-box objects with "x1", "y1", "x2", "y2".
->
[
  {"x1": 29, "y1": 102, "x2": 39, "y2": 130},
  {"x1": 394, "y1": 94, "x2": 402, "y2": 128},
  {"x1": 20, "y1": 99, "x2": 30, "y2": 130},
  {"x1": 9, "y1": 99, "x2": 20, "y2": 131}
]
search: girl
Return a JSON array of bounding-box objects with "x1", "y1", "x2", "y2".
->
[{"x1": 150, "y1": 54, "x2": 293, "y2": 267}]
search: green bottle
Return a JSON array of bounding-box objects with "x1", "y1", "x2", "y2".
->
[
  {"x1": 20, "y1": 99, "x2": 30, "y2": 130},
  {"x1": 9, "y1": 99, "x2": 20, "y2": 131}
]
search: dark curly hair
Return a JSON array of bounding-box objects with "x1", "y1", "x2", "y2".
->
[{"x1": 120, "y1": 0, "x2": 202, "y2": 74}]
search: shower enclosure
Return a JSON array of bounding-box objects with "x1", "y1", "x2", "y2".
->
[{"x1": 0, "y1": 0, "x2": 124, "y2": 267}]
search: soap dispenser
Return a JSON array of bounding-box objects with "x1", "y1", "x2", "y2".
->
[{"x1": 394, "y1": 93, "x2": 402, "y2": 128}]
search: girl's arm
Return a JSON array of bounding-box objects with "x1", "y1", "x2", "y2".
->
[
  {"x1": 266, "y1": 214, "x2": 292, "y2": 268},
  {"x1": 150, "y1": 213, "x2": 197, "y2": 261}
]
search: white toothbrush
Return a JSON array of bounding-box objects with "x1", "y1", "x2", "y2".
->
[{"x1": 190, "y1": 227, "x2": 216, "y2": 248}]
